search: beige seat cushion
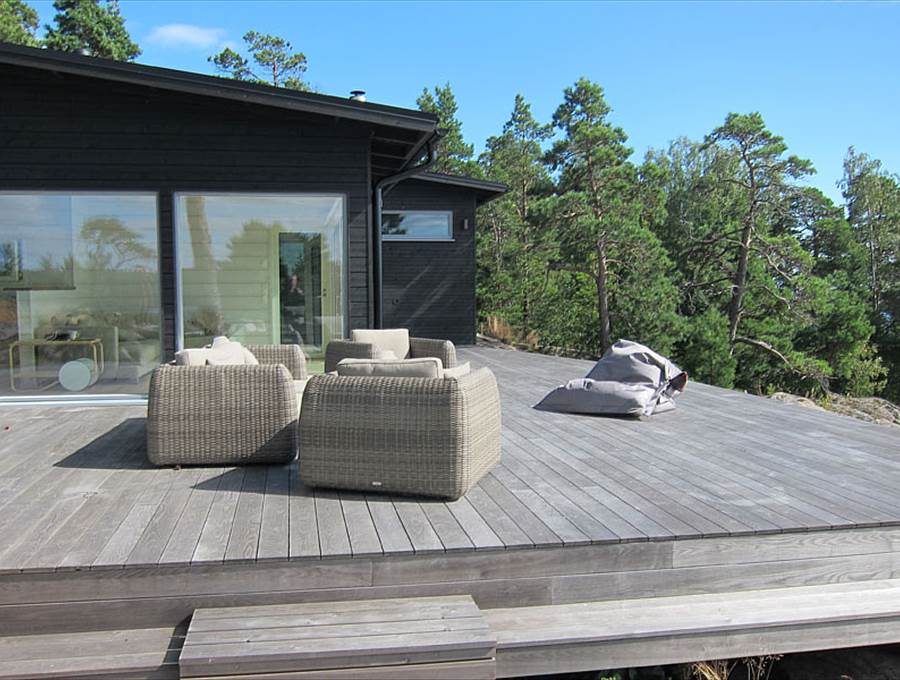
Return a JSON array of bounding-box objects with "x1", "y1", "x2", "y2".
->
[
  {"x1": 442, "y1": 361, "x2": 471, "y2": 379},
  {"x1": 350, "y1": 329, "x2": 410, "y2": 360},
  {"x1": 336, "y1": 357, "x2": 443, "y2": 378}
]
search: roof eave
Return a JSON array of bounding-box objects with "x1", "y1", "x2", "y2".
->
[{"x1": 0, "y1": 43, "x2": 438, "y2": 132}]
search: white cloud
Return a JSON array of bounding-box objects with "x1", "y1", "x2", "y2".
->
[{"x1": 146, "y1": 24, "x2": 227, "y2": 50}]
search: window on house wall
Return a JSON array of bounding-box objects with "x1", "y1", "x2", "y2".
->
[
  {"x1": 382, "y1": 211, "x2": 453, "y2": 241},
  {"x1": 0, "y1": 192, "x2": 162, "y2": 401},
  {"x1": 175, "y1": 193, "x2": 346, "y2": 361}
]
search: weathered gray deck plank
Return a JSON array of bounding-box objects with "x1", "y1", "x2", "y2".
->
[
  {"x1": 366, "y1": 495, "x2": 414, "y2": 555},
  {"x1": 288, "y1": 476, "x2": 320, "y2": 559},
  {"x1": 393, "y1": 500, "x2": 444, "y2": 554},
  {"x1": 193, "y1": 468, "x2": 246, "y2": 565},
  {"x1": 257, "y1": 464, "x2": 290, "y2": 561},
  {"x1": 159, "y1": 467, "x2": 225, "y2": 566},
  {"x1": 340, "y1": 491, "x2": 383, "y2": 556},
  {"x1": 315, "y1": 490, "x2": 351, "y2": 557},
  {"x1": 224, "y1": 466, "x2": 267, "y2": 563}
]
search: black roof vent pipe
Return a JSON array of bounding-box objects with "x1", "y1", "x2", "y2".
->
[{"x1": 349, "y1": 90, "x2": 366, "y2": 102}]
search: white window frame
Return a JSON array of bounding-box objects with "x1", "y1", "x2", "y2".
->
[{"x1": 381, "y1": 210, "x2": 454, "y2": 242}]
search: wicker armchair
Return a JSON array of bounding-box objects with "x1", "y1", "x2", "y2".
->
[
  {"x1": 147, "y1": 344, "x2": 306, "y2": 466},
  {"x1": 298, "y1": 367, "x2": 501, "y2": 500},
  {"x1": 324, "y1": 329, "x2": 457, "y2": 373}
]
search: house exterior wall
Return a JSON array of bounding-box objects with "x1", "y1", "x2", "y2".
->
[
  {"x1": 0, "y1": 65, "x2": 374, "y2": 360},
  {"x1": 382, "y1": 180, "x2": 477, "y2": 345}
]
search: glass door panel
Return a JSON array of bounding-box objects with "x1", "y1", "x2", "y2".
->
[{"x1": 279, "y1": 233, "x2": 322, "y2": 348}]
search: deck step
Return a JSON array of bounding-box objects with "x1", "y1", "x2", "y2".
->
[
  {"x1": 485, "y1": 578, "x2": 900, "y2": 678},
  {"x1": 0, "y1": 625, "x2": 183, "y2": 679},
  {"x1": 179, "y1": 595, "x2": 497, "y2": 679}
]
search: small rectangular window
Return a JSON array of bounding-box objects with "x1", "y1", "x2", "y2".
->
[{"x1": 382, "y1": 211, "x2": 453, "y2": 241}]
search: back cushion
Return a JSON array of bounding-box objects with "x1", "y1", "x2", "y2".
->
[
  {"x1": 174, "y1": 336, "x2": 250, "y2": 367},
  {"x1": 174, "y1": 348, "x2": 210, "y2": 366},
  {"x1": 442, "y1": 361, "x2": 471, "y2": 379},
  {"x1": 205, "y1": 342, "x2": 247, "y2": 366},
  {"x1": 336, "y1": 357, "x2": 442, "y2": 379},
  {"x1": 350, "y1": 328, "x2": 410, "y2": 360}
]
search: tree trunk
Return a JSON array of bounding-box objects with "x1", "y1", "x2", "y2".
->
[
  {"x1": 727, "y1": 216, "x2": 753, "y2": 347},
  {"x1": 728, "y1": 160, "x2": 757, "y2": 349},
  {"x1": 597, "y1": 240, "x2": 612, "y2": 354}
]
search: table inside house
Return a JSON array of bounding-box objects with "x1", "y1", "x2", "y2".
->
[{"x1": 8, "y1": 338, "x2": 105, "y2": 392}]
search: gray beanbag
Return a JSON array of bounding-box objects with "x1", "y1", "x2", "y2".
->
[{"x1": 535, "y1": 340, "x2": 687, "y2": 417}]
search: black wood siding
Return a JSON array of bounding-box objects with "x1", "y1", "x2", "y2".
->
[
  {"x1": 382, "y1": 180, "x2": 477, "y2": 345},
  {"x1": 0, "y1": 65, "x2": 373, "y2": 359}
]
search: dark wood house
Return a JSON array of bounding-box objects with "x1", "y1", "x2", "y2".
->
[{"x1": 0, "y1": 43, "x2": 505, "y2": 402}]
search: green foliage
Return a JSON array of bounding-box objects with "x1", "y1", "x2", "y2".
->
[
  {"x1": 841, "y1": 148, "x2": 900, "y2": 400},
  {"x1": 474, "y1": 83, "x2": 898, "y2": 404},
  {"x1": 209, "y1": 31, "x2": 308, "y2": 90},
  {"x1": 477, "y1": 94, "x2": 553, "y2": 329},
  {"x1": 0, "y1": 0, "x2": 40, "y2": 46},
  {"x1": 44, "y1": 0, "x2": 140, "y2": 61},
  {"x1": 675, "y1": 307, "x2": 736, "y2": 387},
  {"x1": 417, "y1": 83, "x2": 479, "y2": 175},
  {"x1": 542, "y1": 79, "x2": 682, "y2": 355}
]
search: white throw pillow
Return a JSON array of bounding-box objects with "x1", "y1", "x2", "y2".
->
[
  {"x1": 174, "y1": 348, "x2": 210, "y2": 366},
  {"x1": 336, "y1": 357, "x2": 443, "y2": 378},
  {"x1": 442, "y1": 361, "x2": 471, "y2": 379},
  {"x1": 350, "y1": 328, "x2": 410, "y2": 361},
  {"x1": 205, "y1": 342, "x2": 246, "y2": 366},
  {"x1": 242, "y1": 347, "x2": 260, "y2": 365}
]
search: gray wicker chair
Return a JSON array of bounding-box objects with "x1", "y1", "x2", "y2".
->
[
  {"x1": 298, "y1": 367, "x2": 501, "y2": 500},
  {"x1": 324, "y1": 330, "x2": 457, "y2": 373},
  {"x1": 147, "y1": 344, "x2": 307, "y2": 466}
]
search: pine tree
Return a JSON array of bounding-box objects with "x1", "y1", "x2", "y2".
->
[
  {"x1": 841, "y1": 148, "x2": 900, "y2": 399},
  {"x1": 478, "y1": 94, "x2": 553, "y2": 330},
  {"x1": 542, "y1": 79, "x2": 682, "y2": 355},
  {"x1": 44, "y1": 0, "x2": 140, "y2": 61},
  {"x1": 416, "y1": 83, "x2": 479, "y2": 176},
  {"x1": 209, "y1": 31, "x2": 309, "y2": 91},
  {"x1": 0, "y1": 0, "x2": 40, "y2": 46}
]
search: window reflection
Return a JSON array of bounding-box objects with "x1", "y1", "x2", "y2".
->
[
  {"x1": 176, "y1": 194, "x2": 345, "y2": 360},
  {"x1": 0, "y1": 193, "x2": 161, "y2": 399}
]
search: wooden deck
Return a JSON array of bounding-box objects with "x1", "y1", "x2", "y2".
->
[{"x1": 2, "y1": 345, "x2": 900, "y2": 671}]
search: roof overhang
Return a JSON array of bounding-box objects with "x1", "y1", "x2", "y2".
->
[
  {"x1": 415, "y1": 172, "x2": 509, "y2": 205},
  {"x1": 0, "y1": 42, "x2": 439, "y2": 178}
]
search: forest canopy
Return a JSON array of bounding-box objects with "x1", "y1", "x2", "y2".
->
[{"x1": 449, "y1": 83, "x2": 900, "y2": 403}]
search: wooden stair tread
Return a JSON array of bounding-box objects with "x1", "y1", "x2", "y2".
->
[
  {"x1": 180, "y1": 595, "x2": 497, "y2": 678},
  {"x1": 485, "y1": 578, "x2": 900, "y2": 648},
  {"x1": 0, "y1": 626, "x2": 182, "y2": 679}
]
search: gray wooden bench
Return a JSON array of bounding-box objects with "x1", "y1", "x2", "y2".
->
[
  {"x1": 0, "y1": 625, "x2": 183, "y2": 679},
  {"x1": 179, "y1": 595, "x2": 497, "y2": 679},
  {"x1": 484, "y1": 579, "x2": 900, "y2": 678}
]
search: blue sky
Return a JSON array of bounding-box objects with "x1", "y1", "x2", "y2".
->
[{"x1": 32, "y1": 1, "x2": 900, "y2": 202}]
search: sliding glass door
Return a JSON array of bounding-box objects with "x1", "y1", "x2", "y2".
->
[
  {"x1": 0, "y1": 193, "x2": 161, "y2": 400},
  {"x1": 175, "y1": 194, "x2": 345, "y2": 362}
]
